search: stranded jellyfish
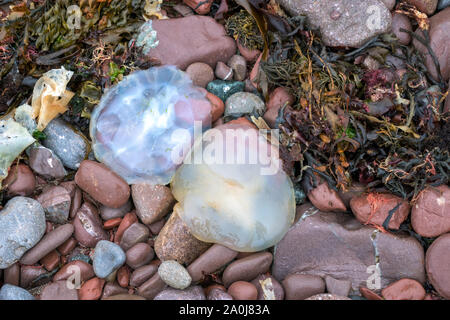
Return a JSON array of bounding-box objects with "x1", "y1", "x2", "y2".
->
[
  {"x1": 171, "y1": 122, "x2": 296, "y2": 252},
  {"x1": 90, "y1": 66, "x2": 212, "y2": 185}
]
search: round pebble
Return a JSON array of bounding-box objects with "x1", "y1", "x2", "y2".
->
[
  {"x1": 186, "y1": 62, "x2": 215, "y2": 88},
  {"x1": 0, "y1": 284, "x2": 35, "y2": 300},
  {"x1": 93, "y1": 240, "x2": 126, "y2": 279},
  {"x1": 158, "y1": 260, "x2": 192, "y2": 290},
  {"x1": 227, "y1": 281, "x2": 258, "y2": 300}
]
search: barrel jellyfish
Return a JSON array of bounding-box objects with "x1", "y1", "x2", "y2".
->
[{"x1": 89, "y1": 66, "x2": 212, "y2": 185}]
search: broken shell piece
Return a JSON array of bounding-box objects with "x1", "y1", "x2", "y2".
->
[
  {"x1": 0, "y1": 119, "x2": 35, "y2": 181},
  {"x1": 31, "y1": 67, "x2": 74, "y2": 131}
]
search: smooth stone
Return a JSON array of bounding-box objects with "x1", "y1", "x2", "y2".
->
[
  {"x1": 206, "y1": 80, "x2": 245, "y2": 102},
  {"x1": 251, "y1": 274, "x2": 285, "y2": 300},
  {"x1": 222, "y1": 252, "x2": 273, "y2": 287},
  {"x1": 120, "y1": 222, "x2": 150, "y2": 251},
  {"x1": 438, "y1": 0, "x2": 450, "y2": 10},
  {"x1": 276, "y1": 0, "x2": 392, "y2": 48},
  {"x1": 101, "y1": 282, "x2": 128, "y2": 299},
  {"x1": 126, "y1": 243, "x2": 154, "y2": 269},
  {"x1": 227, "y1": 281, "x2": 258, "y2": 300},
  {"x1": 392, "y1": 13, "x2": 412, "y2": 45},
  {"x1": 40, "y1": 280, "x2": 78, "y2": 300},
  {"x1": 36, "y1": 185, "x2": 71, "y2": 224},
  {"x1": 131, "y1": 183, "x2": 175, "y2": 225},
  {"x1": 0, "y1": 284, "x2": 35, "y2": 300},
  {"x1": 224, "y1": 92, "x2": 266, "y2": 118},
  {"x1": 20, "y1": 224, "x2": 74, "y2": 265},
  {"x1": 28, "y1": 145, "x2": 67, "y2": 179},
  {"x1": 53, "y1": 260, "x2": 94, "y2": 282},
  {"x1": 42, "y1": 118, "x2": 88, "y2": 170},
  {"x1": 406, "y1": 0, "x2": 438, "y2": 14},
  {"x1": 272, "y1": 203, "x2": 426, "y2": 296},
  {"x1": 142, "y1": 16, "x2": 236, "y2": 70},
  {"x1": 79, "y1": 277, "x2": 105, "y2": 300},
  {"x1": 381, "y1": 278, "x2": 426, "y2": 300},
  {"x1": 2, "y1": 164, "x2": 35, "y2": 197},
  {"x1": 137, "y1": 273, "x2": 167, "y2": 299},
  {"x1": 130, "y1": 263, "x2": 160, "y2": 287},
  {"x1": 185, "y1": 62, "x2": 215, "y2": 88},
  {"x1": 154, "y1": 285, "x2": 206, "y2": 300},
  {"x1": 99, "y1": 200, "x2": 132, "y2": 220},
  {"x1": 207, "y1": 287, "x2": 234, "y2": 300},
  {"x1": 426, "y1": 233, "x2": 450, "y2": 299},
  {"x1": 282, "y1": 274, "x2": 326, "y2": 300},
  {"x1": 73, "y1": 202, "x2": 108, "y2": 248},
  {"x1": 263, "y1": 87, "x2": 295, "y2": 128},
  {"x1": 381, "y1": 0, "x2": 396, "y2": 10},
  {"x1": 158, "y1": 260, "x2": 192, "y2": 289},
  {"x1": 4, "y1": 263, "x2": 20, "y2": 286},
  {"x1": 20, "y1": 266, "x2": 47, "y2": 289},
  {"x1": 307, "y1": 182, "x2": 347, "y2": 212},
  {"x1": 215, "y1": 61, "x2": 233, "y2": 81},
  {"x1": 228, "y1": 55, "x2": 247, "y2": 81},
  {"x1": 0, "y1": 197, "x2": 46, "y2": 269},
  {"x1": 93, "y1": 240, "x2": 126, "y2": 279},
  {"x1": 325, "y1": 275, "x2": 352, "y2": 297}
]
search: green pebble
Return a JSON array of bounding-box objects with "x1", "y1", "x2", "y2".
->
[{"x1": 206, "y1": 80, "x2": 245, "y2": 102}]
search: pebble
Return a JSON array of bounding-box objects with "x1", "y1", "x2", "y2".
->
[
  {"x1": 4, "y1": 263, "x2": 20, "y2": 286},
  {"x1": 222, "y1": 252, "x2": 273, "y2": 287},
  {"x1": 60, "y1": 181, "x2": 82, "y2": 219},
  {"x1": 276, "y1": 0, "x2": 391, "y2": 48},
  {"x1": 131, "y1": 183, "x2": 175, "y2": 225},
  {"x1": 325, "y1": 276, "x2": 352, "y2": 297},
  {"x1": 392, "y1": 13, "x2": 412, "y2": 45},
  {"x1": 40, "y1": 280, "x2": 79, "y2": 300},
  {"x1": 158, "y1": 260, "x2": 192, "y2": 290},
  {"x1": 103, "y1": 294, "x2": 146, "y2": 300},
  {"x1": 224, "y1": 92, "x2": 266, "y2": 118},
  {"x1": 282, "y1": 274, "x2": 326, "y2": 300},
  {"x1": 183, "y1": 0, "x2": 213, "y2": 14},
  {"x1": 148, "y1": 219, "x2": 166, "y2": 235},
  {"x1": 207, "y1": 287, "x2": 234, "y2": 300},
  {"x1": 130, "y1": 262, "x2": 160, "y2": 287},
  {"x1": 251, "y1": 274, "x2": 285, "y2": 300},
  {"x1": 117, "y1": 266, "x2": 130, "y2": 287},
  {"x1": 126, "y1": 243, "x2": 154, "y2": 269},
  {"x1": 75, "y1": 160, "x2": 130, "y2": 209},
  {"x1": 413, "y1": 7, "x2": 450, "y2": 81},
  {"x1": 40, "y1": 250, "x2": 60, "y2": 271},
  {"x1": 438, "y1": 0, "x2": 450, "y2": 10},
  {"x1": 114, "y1": 211, "x2": 138, "y2": 244},
  {"x1": 42, "y1": 118, "x2": 88, "y2": 170},
  {"x1": 103, "y1": 217, "x2": 122, "y2": 230},
  {"x1": 237, "y1": 41, "x2": 261, "y2": 62},
  {"x1": 120, "y1": 222, "x2": 150, "y2": 251},
  {"x1": 411, "y1": 185, "x2": 450, "y2": 237},
  {"x1": 350, "y1": 192, "x2": 410, "y2": 229},
  {"x1": 0, "y1": 284, "x2": 35, "y2": 300},
  {"x1": 381, "y1": 0, "x2": 396, "y2": 10},
  {"x1": 36, "y1": 185, "x2": 71, "y2": 224},
  {"x1": 227, "y1": 55, "x2": 247, "y2": 81},
  {"x1": 426, "y1": 233, "x2": 450, "y2": 299},
  {"x1": 227, "y1": 281, "x2": 258, "y2": 300},
  {"x1": 185, "y1": 62, "x2": 215, "y2": 88},
  {"x1": 215, "y1": 61, "x2": 234, "y2": 81},
  {"x1": 53, "y1": 260, "x2": 94, "y2": 282},
  {"x1": 20, "y1": 224, "x2": 74, "y2": 265},
  {"x1": 57, "y1": 237, "x2": 78, "y2": 255},
  {"x1": 28, "y1": 145, "x2": 67, "y2": 179},
  {"x1": 381, "y1": 278, "x2": 426, "y2": 300},
  {"x1": 206, "y1": 80, "x2": 245, "y2": 102},
  {"x1": 337, "y1": 182, "x2": 366, "y2": 209},
  {"x1": 73, "y1": 202, "x2": 109, "y2": 247},
  {"x1": 406, "y1": 0, "x2": 438, "y2": 14},
  {"x1": 79, "y1": 277, "x2": 105, "y2": 300},
  {"x1": 0, "y1": 197, "x2": 46, "y2": 269},
  {"x1": 2, "y1": 164, "x2": 35, "y2": 197},
  {"x1": 144, "y1": 16, "x2": 236, "y2": 70},
  {"x1": 99, "y1": 200, "x2": 132, "y2": 220},
  {"x1": 272, "y1": 203, "x2": 426, "y2": 295},
  {"x1": 305, "y1": 293, "x2": 352, "y2": 300},
  {"x1": 359, "y1": 287, "x2": 383, "y2": 300},
  {"x1": 307, "y1": 182, "x2": 347, "y2": 212},
  {"x1": 154, "y1": 210, "x2": 211, "y2": 265},
  {"x1": 263, "y1": 87, "x2": 295, "y2": 128},
  {"x1": 187, "y1": 244, "x2": 238, "y2": 283},
  {"x1": 154, "y1": 285, "x2": 206, "y2": 300},
  {"x1": 20, "y1": 266, "x2": 47, "y2": 288},
  {"x1": 137, "y1": 273, "x2": 167, "y2": 299},
  {"x1": 93, "y1": 240, "x2": 126, "y2": 279},
  {"x1": 101, "y1": 282, "x2": 128, "y2": 299}
]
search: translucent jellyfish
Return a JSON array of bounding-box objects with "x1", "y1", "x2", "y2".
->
[
  {"x1": 171, "y1": 122, "x2": 296, "y2": 252},
  {"x1": 90, "y1": 66, "x2": 212, "y2": 185}
]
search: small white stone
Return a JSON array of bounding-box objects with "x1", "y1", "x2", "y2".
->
[{"x1": 158, "y1": 260, "x2": 192, "y2": 290}]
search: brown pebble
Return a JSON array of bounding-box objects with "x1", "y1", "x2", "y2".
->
[
  {"x1": 2, "y1": 164, "x2": 35, "y2": 197},
  {"x1": 227, "y1": 281, "x2": 258, "y2": 300},
  {"x1": 215, "y1": 61, "x2": 233, "y2": 80},
  {"x1": 186, "y1": 62, "x2": 214, "y2": 88},
  {"x1": 207, "y1": 287, "x2": 234, "y2": 300},
  {"x1": 381, "y1": 278, "x2": 426, "y2": 300},
  {"x1": 425, "y1": 233, "x2": 450, "y2": 299},
  {"x1": 57, "y1": 237, "x2": 78, "y2": 255},
  {"x1": 131, "y1": 184, "x2": 175, "y2": 225},
  {"x1": 130, "y1": 262, "x2": 160, "y2": 287},
  {"x1": 101, "y1": 281, "x2": 128, "y2": 299},
  {"x1": 53, "y1": 260, "x2": 95, "y2": 282},
  {"x1": 20, "y1": 265, "x2": 47, "y2": 288},
  {"x1": 45, "y1": 221, "x2": 53, "y2": 234},
  {"x1": 115, "y1": 211, "x2": 138, "y2": 244},
  {"x1": 60, "y1": 181, "x2": 82, "y2": 219},
  {"x1": 79, "y1": 277, "x2": 105, "y2": 300},
  {"x1": 103, "y1": 217, "x2": 122, "y2": 230},
  {"x1": 183, "y1": 0, "x2": 213, "y2": 15},
  {"x1": 251, "y1": 274, "x2": 284, "y2": 300},
  {"x1": 359, "y1": 287, "x2": 384, "y2": 300},
  {"x1": 222, "y1": 252, "x2": 273, "y2": 287},
  {"x1": 137, "y1": 273, "x2": 167, "y2": 300},
  {"x1": 36, "y1": 185, "x2": 72, "y2": 224},
  {"x1": 126, "y1": 242, "x2": 154, "y2": 269},
  {"x1": 263, "y1": 87, "x2": 295, "y2": 128},
  {"x1": 99, "y1": 200, "x2": 132, "y2": 220},
  {"x1": 120, "y1": 222, "x2": 150, "y2": 251},
  {"x1": 282, "y1": 274, "x2": 326, "y2": 300},
  {"x1": 40, "y1": 250, "x2": 60, "y2": 271},
  {"x1": 187, "y1": 244, "x2": 238, "y2": 283},
  {"x1": 307, "y1": 182, "x2": 347, "y2": 212},
  {"x1": 228, "y1": 55, "x2": 247, "y2": 81},
  {"x1": 20, "y1": 224, "x2": 74, "y2": 265},
  {"x1": 237, "y1": 40, "x2": 261, "y2": 62},
  {"x1": 148, "y1": 219, "x2": 165, "y2": 235},
  {"x1": 392, "y1": 13, "x2": 412, "y2": 45},
  {"x1": 117, "y1": 266, "x2": 130, "y2": 288},
  {"x1": 75, "y1": 160, "x2": 130, "y2": 208},
  {"x1": 4, "y1": 263, "x2": 20, "y2": 286},
  {"x1": 73, "y1": 202, "x2": 108, "y2": 247}
]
